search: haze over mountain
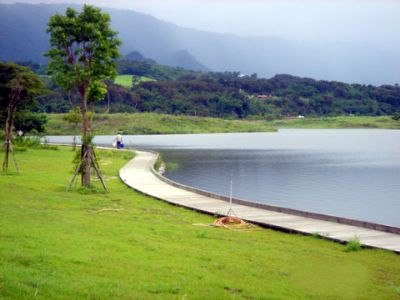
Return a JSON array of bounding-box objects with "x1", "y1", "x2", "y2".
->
[{"x1": 0, "y1": 2, "x2": 399, "y2": 85}]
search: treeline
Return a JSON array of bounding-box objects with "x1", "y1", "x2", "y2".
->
[
  {"x1": 117, "y1": 59, "x2": 202, "y2": 81},
  {"x1": 21, "y1": 60, "x2": 400, "y2": 118},
  {"x1": 218, "y1": 73, "x2": 400, "y2": 116}
]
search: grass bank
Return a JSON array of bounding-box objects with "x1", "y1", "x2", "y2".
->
[
  {"x1": 269, "y1": 115, "x2": 400, "y2": 129},
  {"x1": 45, "y1": 114, "x2": 400, "y2": 136},
  {"x1": 45, "y1": 113, "x2": 277, "y2": 135},
  {"x1": 114, "y1": 75, "x2": 155, "y2": 88},
  {"x1": 1, "y1": 147, "x2": 400, "y2": 299}
]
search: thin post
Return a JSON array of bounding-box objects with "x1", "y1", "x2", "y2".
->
[
  {"x1": 3, "y1": 141, "x2": 9, "y2": 171},
  {"x1": 89, "y1": 149, "x2": 109, "y2": 192},
  {"x1": 3, "y1": 141, "x2": 19, "y2": 173},
  {"x1": 10, "y1": 142, "x2": 19, "y2": 173},
  {"x1": 72, "y1": 135, "x2": 77, "y2": 150},
  {"x1": 91, "y1": 147, "x2": 100, "y2": 170},
  {"x1": 229, "y1": 177, "x2": 233, "y2": 211},
  {"x1": 67, "y1": 150, "x2": 87, "y2": 191},
  {"x1": 226, "y1": 176, "x2": 236, "y2": 216}
]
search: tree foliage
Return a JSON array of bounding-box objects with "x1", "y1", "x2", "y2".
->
[
  {"x1": 45, "y1": 4, "x2": 121, "y2": 187},
  {"x1": 0, "y1": 63, "x2": 43, "y2": 113},
  {"x1": 32, "y1": 60, "x2": 400, "y2": 119},
  {"x1": 0, "y1": 62, "x2": 43, "y2": 171},
  {"x1": 14, "y1": 112, "x2": 47, "y2": 134},
  {"x1": 46, "y1": 5, "x2": 121, "y2": 92},
  {"x1": 63, "y1": 106, "x2": 82, "y2": 126}
]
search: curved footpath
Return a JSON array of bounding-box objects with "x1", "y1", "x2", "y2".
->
[{"x1": 120, "y1": 150, "x2": 400, "y2": 253}]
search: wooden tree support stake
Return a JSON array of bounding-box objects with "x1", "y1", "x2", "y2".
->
[
  {"x1": 10, "y1": 143, "x2": 19, "y2": 173},
  {"x1": 67, "y1": 147, "x2": 108, "y2": 192},
  {"x1": 3, "y1": 141, "x2": 19, "y2": 173}
]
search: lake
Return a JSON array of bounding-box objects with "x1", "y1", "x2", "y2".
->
[{"x1": 47, "y1": 129, "x2": 400, "y2": 227}]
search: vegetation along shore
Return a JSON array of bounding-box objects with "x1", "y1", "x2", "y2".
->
[
  {"x1": 45, "y1": 113, "x2": 277, "y2": 135},
  {"x1": 43, "y1": 114, "x2": 399, "y2": 136}
]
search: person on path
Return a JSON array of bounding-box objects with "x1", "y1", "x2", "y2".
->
[{"x1": 115, "y1": 132, "x2": 123, "y2": 149}]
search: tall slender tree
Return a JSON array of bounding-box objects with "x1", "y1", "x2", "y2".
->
[
  {"x1": 46, "y1": 5, "x2": 121, "y2": 187},
  {"x1": 0, "y1": 62, "x2": 43, "y2": 171}
]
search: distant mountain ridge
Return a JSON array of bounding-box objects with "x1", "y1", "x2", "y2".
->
[
  {"x1": 124, "y1": 51, "x2": 148, "y2": 62},
  {"x1": 0, "y1": 3, "x2": 208, "y2": 71},
  {"x1": 0, "y1": 3, "x2": 399, "y2": 84}
]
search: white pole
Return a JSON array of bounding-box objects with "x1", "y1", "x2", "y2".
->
[{"x1": 229, "y1": 177, "x2": 233, "y2": 211}]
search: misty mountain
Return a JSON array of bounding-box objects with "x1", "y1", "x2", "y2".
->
[
  {"x1": 0, "y1": 3, "x2": 399, "y2": 84},
  {"x1": 0, "y1": 3, "x2": 207, "y2": 71},
  {"x1": 165, "y1": 50, "x2": 208, "y2": 71},
  {"x1": 124, "y1": 51, "x2": 148, "y2": 62}
]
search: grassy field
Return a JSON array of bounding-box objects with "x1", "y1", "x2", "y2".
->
[
  {"x1": 45, "y1": 113, "x2": 277, "y2": 135},
  {"x1": 269, "y1": 115, "x2": 400, "y2": 129},
  {"x1": 114, "y1": 75, "x2": 154, "y2": 88},
  {"x1": 0, "y1": 147, "x2": 400, "y2": 299},
  {"x1": 45, "y1": 114, "x2": 400, "y2": 136}
]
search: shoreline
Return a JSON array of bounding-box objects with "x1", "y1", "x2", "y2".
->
[
  {"x1": 47, "y1": 138, "x2": 399, "y2": 231},
  {"x1": 150, "y1": 157, "x2": 400, "y2": 235},
  {"x1": 119, "y1": 149, "x2": 400, "y2": 253},
  {"x1": 44, "y1": 114, "x2": 400, "y2": 136}
]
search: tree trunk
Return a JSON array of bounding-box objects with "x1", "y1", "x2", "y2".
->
[
  {"x1": 106, "y1": 91, "x2": 110, "y2": 113},
  {"x1": 3, "y1": 104, "x2": 14, "y2": 171},
  {"x1": 80, "y1": 87, "x2": 91, "y2": 187},
  {"x1": 67, "y1": 90, "x2": 73, "y2": 107}
]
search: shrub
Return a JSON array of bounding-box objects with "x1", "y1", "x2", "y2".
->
[
  {"x1": 345, "y1": 238, "x2": 362, "y2": 252},
  {"x1": 312, "y1": 232, "x2": 322, "y2": 239},
  {"x1": 13, "y1": 136, "x2": 58, "y2": 150}
]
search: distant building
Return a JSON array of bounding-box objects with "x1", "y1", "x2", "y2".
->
[
  {"x1": 282, "y1": 115, "x2": 306, "y2": 120},
  {"x1": 256, "y1": 94, "x2": 273, "y2": 99}
]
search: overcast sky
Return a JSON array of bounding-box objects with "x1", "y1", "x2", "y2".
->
[{"x1": 2, "y1": 0, "x2": 399, "y2": 52}]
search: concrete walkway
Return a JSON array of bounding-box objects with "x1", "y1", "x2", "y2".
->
[{"x1": 120, "y1": 150, "x2": 400, "y2": 253}]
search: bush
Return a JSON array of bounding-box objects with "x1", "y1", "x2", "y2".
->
[
  {"x1": 13, "y1": 136, "x2": 58, "y2": 150},
  {"x1": 345, "y1": 238, "x2": 362, "y2": 252},
  {"x1": 13, "y1": 136, "x2": 41, "y2": 148},
  {"x1": 312, "y1": 232, "x2": 322, "y2": 239},
  {"x1": 14, "y1": 112, "x2": 48, "y2": 134},
  {"x1": 165, "y1": 162, "x2": 179, "y2": 171}
]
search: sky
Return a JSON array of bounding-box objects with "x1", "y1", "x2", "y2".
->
[{"x1": 2, "y1": 0, "x2": 399, "y2": 52}]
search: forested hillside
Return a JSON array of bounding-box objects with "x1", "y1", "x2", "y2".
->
[{"x1": 31, "y1": 60, "x2": 400, "y2": 118}]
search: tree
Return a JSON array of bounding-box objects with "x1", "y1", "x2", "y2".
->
[
  {"x1": 0, "y1": 62, "x2": 43, "y2": 171},
  {"x1": 63, "y1": 106, "x2": 82, "y2": 128},
  {"x1": 14, "y1": 112, "x2": 48, "y2": 134},
  {"x1": 63, "y1": 106, "x2": 82, "y2": 148},
  {"x1": 46, "y1": 5, "x2": 121, "y2": 187}
]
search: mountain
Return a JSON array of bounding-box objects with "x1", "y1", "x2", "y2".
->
[
  {"x1": 165, "y1": 50, "x2": 208, "y2": 71},
  {"x1": 0, "y1": 3, "x2": 54, "y2": 63},
  {"x1": 0, "y1": 3, "x2": 207, "y2": 71},
  {"x1": 124, "y1": 51, "x2": 147, "y2": 62},
  {"x1": 0, "y1": 3, "x2": 399, "y2": 84}
]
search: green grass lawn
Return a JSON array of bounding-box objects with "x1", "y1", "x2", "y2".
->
[
  {"x1": 45, "y1": 113, "x2": 277, "y2": 135},
  {"x1": 269, "y1": 115, "x2": 400, "y2": 129},
  {"x1": 114, "y1": 75, "x2": 155, "y2": 88},
  {"x1": 45, "y1": 113, "x2": 400, "y2": 136},
  {"x1": 1, "y1": 147, "x2": 400, "y2": 299}
]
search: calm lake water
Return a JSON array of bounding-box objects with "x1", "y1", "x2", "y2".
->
[{"x1": 47, "y1": 129, "x2": 400, "y2": 227}]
